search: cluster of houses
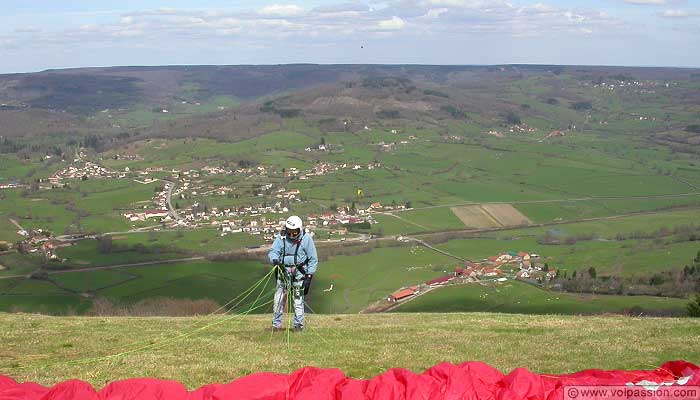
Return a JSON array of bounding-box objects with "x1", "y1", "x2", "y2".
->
[
  {"x1": 444, "y1": 135, "x2": 464, "y2": 142},
  {"x1": 216, "y1": 208, "x2": 378, "y2": 241},
  {"x1": 0, "y1": 183, "x2": 25, "y2": 190},
  {"x1": 218, "y1": 217, "x2": 303, "y2": 240},
  {"x1": 507, "y1": 124, "x2": 538, "y2": 134},
  {"x1": 376, "y1": 140, "x2": 412, "y2": 151},
  {"x1": 122, "y1": 182, "x2": 172, "y2": 222},
  {"x1": 386, "y1": 251, "x2": 556, "y2": 304},
  {"x1": 48, "y1": 162, "x2": 126, "y2": 187},
  {"x1": 304, "y1": 143, "x2": 335, "y2": 153},
  {"x1": 306, "y1": 209, "x2": 376, "y2": 228},
  {"x1": 122, "y1": 209, "x2": 170, "y2": 223},
  {"x1": 487, "y1": 130, "x2": 505, "y2": 138},
  {"x1": 214, "y1": 209, "x2": 378, "y2": 241},
  {"x1": 286, "y1": 162, "x2": 382, "y2": 180},
  {"x1": 485, "y1": 124, "x2": 537, "y2": 138},
  {"x1": 110, "y1": 154, "x2": 143, "y2": 161},
  {"x1": 590, "y1": 80, "x2": 649, "y2": 91},
  {"x1": 15, "y1": 229, "x2": 64, "y2": 261}
]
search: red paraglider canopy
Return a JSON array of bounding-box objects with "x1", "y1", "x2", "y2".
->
[{"x1": 1, "y1": 361, "x2": 698, "y2": 400}]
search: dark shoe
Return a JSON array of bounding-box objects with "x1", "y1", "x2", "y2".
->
[
  {"x1": 271, "y1": 326, "x2": 284, "y2": 333},
  {"x1": 292, "y1": 326, "x2": 304, "y2": 332}
]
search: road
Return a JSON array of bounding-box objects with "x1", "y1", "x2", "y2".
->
[
  {"x1": 8, "y1": 218, "x2": 25, "y2": 233},
  {"x1": 404, "y1": 237, "x2": 465, "y2": 262},
  {"x1": 161, "y1": 179, "x2": 180, "y2": 221}
]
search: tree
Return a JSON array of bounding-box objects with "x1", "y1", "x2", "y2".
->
[
  {"x1": 98, "y1": 235, "x2": 113, "y2": 254},
  {"x1": 504, "y1": 112, "x2": 521, "y2": 125},
  {"x1": 688, "y1": 293, "x2": 700, "y2": 317},
  {"x1": 350, "y1": 201, "x2": 356, "y2": 213},
  {"x1": 321, "y1": 137, "x2": 326, "y2": 145},
  {"x1": 588, "y1": 267, "x2": 597, "y2": 279},
  {"x1": 543, "y1": 263, "x2": 549, "y2": 272}
]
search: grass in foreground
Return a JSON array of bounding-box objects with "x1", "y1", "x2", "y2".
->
[{"x1": 0, "y1": 312, "x2": 698, "y2": 389}]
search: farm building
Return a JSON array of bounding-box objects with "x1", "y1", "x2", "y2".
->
[
  {"x1": 387, "y1": 286, "x2": 419, "y2": 302},
  {"x1": 455, "y1": 267, "x2": 477, "y2": 279},
  {"x1": 516, "y1": 270, "x2": 531, "y2": 279},
  {"x1": 426, "y1": 276, "x2": 453, "y2": 287}
]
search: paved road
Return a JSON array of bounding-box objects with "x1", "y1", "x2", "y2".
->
[
  {"x1": 8, "y1": 218, "x2": 25, "y2": 232},
  {"x1": 161, "y1": 180, "x2": 180, "y2": 221}
]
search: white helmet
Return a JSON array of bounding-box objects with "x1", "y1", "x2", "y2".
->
[{"x1": 284, "y1": 215, "x2": 303, "y2": 238}]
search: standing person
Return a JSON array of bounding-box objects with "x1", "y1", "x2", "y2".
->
[{"x1": 268, "y1": 215, "x2": 318, "y2": 331}]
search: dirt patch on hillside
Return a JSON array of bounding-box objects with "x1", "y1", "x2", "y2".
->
[
  {"x1": 451, "y1": 204, "x2": 532, "y2": 228},
  {"x1": 450, "y1": 205, "x2": 500, "y2": 228},
  {"x1": 481, "y1": 204, "x2": 532, "y2": 226}
]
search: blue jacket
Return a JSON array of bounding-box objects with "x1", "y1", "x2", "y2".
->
[{"x1": 268, "y1": 232, "x2": 318, "y2": 274}]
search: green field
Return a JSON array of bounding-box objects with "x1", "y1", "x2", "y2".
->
[
  {"x1": 393, "y1": 281, "x2": 688, "y2": 314},
  {"x1": 50, "y1": 270, "x2": 137, "y2": 293}
]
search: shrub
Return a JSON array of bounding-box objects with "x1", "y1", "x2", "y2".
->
[
  {"x1": 504, "y1": 112, "x2": 521, "y2": 125},
  {"x1": 686, "y1": 125, "x2": 700, "y2": 134},
  {"x1": 688, "y1": 294, "x2": 700, "y2": 317},
  {"x1": 423, "y1": 89, "x2": 449, "y2": 98},
  {"x1": 571, "y1": 101, "x2": 592, "y2": 111},
  {"x1": 377, "y1": 109, "x2": 400, "y2": 119}
]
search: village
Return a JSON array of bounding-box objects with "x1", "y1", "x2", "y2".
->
[
  {"x1": 119, "y1": 160, "x2": 383, "y2": 241},
  {"x1": 384, "y1": 251, "x2": 557, "y2": 307},
  {"x1": 5, "y1": 153, "x2": 388, "y2": 259}
]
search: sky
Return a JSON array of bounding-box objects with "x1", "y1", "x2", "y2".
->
[{"x1": 0, "y1": 0, "x2": 699, "y2": 73}]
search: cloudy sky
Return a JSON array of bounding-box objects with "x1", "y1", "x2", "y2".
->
[{"x1": 1, "y1": 0, "x2": 698, "y2": 73}]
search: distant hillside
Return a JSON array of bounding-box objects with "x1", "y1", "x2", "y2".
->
[{"x1": 1, "y1": 64, "x2": 698, "y2": 139}]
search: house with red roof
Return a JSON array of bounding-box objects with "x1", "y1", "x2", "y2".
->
[
  {"x1": 387, "y1": 286, "x2": 419, "y2": 302},
  {"x1": 426, "y1": 275, "x2": 453, "y2": 287}
]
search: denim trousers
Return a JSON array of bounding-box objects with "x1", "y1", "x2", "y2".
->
[{"x1": 272, "y1": 270, "x2": 305, "y2": 328}]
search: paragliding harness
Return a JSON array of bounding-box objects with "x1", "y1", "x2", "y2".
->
[{"x1": 275, "y1": 235, "x2": 310, "y2": 286}]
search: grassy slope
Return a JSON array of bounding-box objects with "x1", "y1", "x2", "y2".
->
[
  {"x1": 393, "y1": 281, "x2": 688, "y2": 314},
  {"x1": 0, "y1": 312, "x2": 698, "y2": 389}
]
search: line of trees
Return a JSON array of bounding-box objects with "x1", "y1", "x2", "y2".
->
[{"x1": 552, "y1": 251, "x2": 700, "y2": 300}]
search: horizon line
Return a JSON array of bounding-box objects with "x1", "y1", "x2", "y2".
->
[{"x1": 3, "y1": 62, "x2": 700, "y2": 75}]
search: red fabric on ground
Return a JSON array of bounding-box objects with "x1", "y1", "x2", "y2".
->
[{"x1": 0, "y1": 361, "x2": 697, "y2": 400}]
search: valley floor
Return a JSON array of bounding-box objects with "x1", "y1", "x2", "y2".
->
[{"x1": 0, "y1": 312, "x2": 698, "y2": 389}]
